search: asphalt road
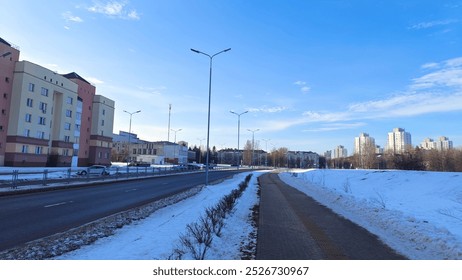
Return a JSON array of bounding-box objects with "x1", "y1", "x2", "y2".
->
[
  {"x1": 256, "y1": 172, "x2": 406, "y2": 260},
  {"x1": 0, "y1": 170, "x2": 242, "y2": 252}
]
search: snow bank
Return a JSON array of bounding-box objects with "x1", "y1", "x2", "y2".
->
[{"x1": 57, "y1": 171, "x2": 263, "y2": 260}]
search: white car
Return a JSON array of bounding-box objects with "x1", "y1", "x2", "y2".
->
[{"x1": 77, "y1": 165, "x2": 110, "y2": 176}]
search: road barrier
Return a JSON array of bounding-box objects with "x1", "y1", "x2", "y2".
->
[{"x1": 0, "y1": 165, "x2": 238, "y2": 190}]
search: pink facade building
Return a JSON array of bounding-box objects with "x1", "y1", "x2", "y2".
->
[{"x1": 0, "y1": 38, "x2": 20, "y2": 166}]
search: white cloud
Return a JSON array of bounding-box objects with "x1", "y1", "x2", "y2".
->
[
  {"x1": 294, "y1": 80, "x2": 311, "y2": 93},
  {"x1": 127, "y1": 10, "x2": 140, "y2": 20},
  {"x1": 62, "y1": 11, "x2": 83, "y2": 23},
  {"x1": 410, "y1": 19, "x2": 458, "y2": 30},
  {"x1": 248, "y1": 106, "x2": 288, "y2": 113},
  {"x1": 88, "y1": 1, "x2": 140, "y2": 20},
  {"x1": 301, "y1": 86, "x2": 311, "y2": 93}
]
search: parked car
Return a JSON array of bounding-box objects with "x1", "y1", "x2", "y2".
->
[{"x1": 76, "y1": 165, "x2": 110, "y2": 176}]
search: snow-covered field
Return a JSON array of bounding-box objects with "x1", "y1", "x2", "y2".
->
[
  {"x1": 2, "y1": 167, "x2": 462, "y2": 260},
  {"x1": 280, "y1": 169, "x2": 462, "y2": 260}
]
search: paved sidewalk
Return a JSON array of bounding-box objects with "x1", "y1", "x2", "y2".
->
[{"x1": 256, "y1": 172, "x2": 406, "y2": 260}]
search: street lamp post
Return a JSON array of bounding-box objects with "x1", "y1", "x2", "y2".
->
[
  {"x1": 191, "y1": 47, "x2": 231, "y2": 185},
  {"x1": 171, "y1": 128, "x2": 182, "y2": 143},
  {"x1": 247, "y1": 129, "x2": 259, "y2": 167},
  {"x1": 261, "y1": 138, "x2": 270, "y2": 166},
  {"x1": 123, "y1": 110, "x2": 141, "y2": 164},
  {"x1": 197, "y1": 138, "x2": 205, "y2": 164},
  {"x1": 171, "y1": 128, "x2": 182, "y2": 165},
  {"x1": 230, "y1": 110, "x2": 248, "y2": 169}
]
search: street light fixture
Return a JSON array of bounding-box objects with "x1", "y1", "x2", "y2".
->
[
  {"x1": 247, "y1": 129, "x2": 260, "y2": 167},
  {"x1": 191, "y1": 47, "x2": 231, "y2": 185},
  {"x1": 1, "y1": 52, "x2": 12, "y2": 58},
  {"x1": 230, "y1": 110, "x2": 248, "y2": 169},
  {"x1": 123, "y1": 110, "x2": 141, "y2": 165}
]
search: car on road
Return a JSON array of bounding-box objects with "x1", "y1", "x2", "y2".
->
[{"x1": 76, "y1": 165, "x2": 110, "y2": 176}]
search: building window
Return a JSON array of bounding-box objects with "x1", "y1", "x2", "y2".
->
[
  {"x1": 37, "y1": 131, "x2": 45, "y2": 139},
  {"x1": 66, "y1": 109, "x2": 72, "y2": 118},
  {"x1": 105, "y1": 152, "x2": 109, "y2": 159},
  {"x1": 29, "y1": 83, "x2": 35, "y2": 92},
  {"x1": 39, "y1": 102, "x2": 47, "y2": 113},
  {"x1": 64, "y1": 135, "x2": 70, "y2": 142},
  {"x1": 102, "y1": 109, "x2": 105, "y2": 115},
  {"x1": 64, "y1": 122, "x2": 71, "y2": 130},
  {"x1": 63, "y1": 149, "x2": 69, "y2": 156},
  {"x1": 67, "y1": 97, "x2": 73, "y2": 104},
  {"x1": 22, "y1": 145, "x2": 28, "y2": 153},
  {"x1": 25, "y1": 113, "x2": 32, "y2": 123},
  {"x1": 5, "y1": 77, "x2": 9, "y2": 83},
  {"x1": 35, "y1": 146, "x2": 42, "y2": 154},
  {"x1": 24, "y1": 129, "x2": 30, "y2": 137},
  {"x1": 101, "y1": 120, "x2": 105, "y2": 126},
  {"x1": 3, "y1": 93, "x2": 7, "y2": 99},
  {"x1": 0, "y1": 125, "x2": 3, "y2": 131},
  {"x1": 38, "y1": 116, "x2": 46, "y2": 125},
  {"x1": 26, "y1": 98, "x2": 33, "y2": 107},
  {"x1": 1, "y1": 109, "x2": 5, "y2": 115},
  {"x1": 41, "y1": 87, "x2": 48, "y2": 96},
  {"x1": 98, "y1": 152, "x2": 103, "y2": 159}
]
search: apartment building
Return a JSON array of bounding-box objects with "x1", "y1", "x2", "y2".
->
[
  {"x1": 62, "y1": 72, "x2": 95, "y2": 166},
  {"x1": 0, "y1": 38, "x2": 20, "y2": 165},
  {"x1": 333, "y1": 145, "x2": 348, "y2": 159},
  {"x1": 89, "y1": 95, "x2": 114, "y2": 166},
  {"x1": 354, "y1": 132, "x2": 376, "y2": 155},
  {"x1": 387, "y1": 128, "x2": 412, "y2": 154},
  {"x1": 6, "y1": 61, "x2": 79, "y2": 166},
  {"x1": 0, "y1": 36, "x2": 115, "y2": 167},
  {"x1": 420, "y1": 136, "x2": 453, "y2": 151}
]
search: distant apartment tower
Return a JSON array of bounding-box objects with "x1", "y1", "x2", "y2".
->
[
  {"x1": 333, "y1": 145, "x2": 348, "y2": 158},
  {"x1": 437, "y1": 136, "x2": 453, "y2": 150},
  {"x1": 6, "y1": 61, "x2": 79, "y2": 166},
  {"x1": 0, "y1": 38, "x2": 20, "y2": 165},
  {"x1": 354, "y1": 132, "x2": 376, "y2": 155},
  {"x1": 387, "y1": 128, "x2": 412, "y2": 154},
  {"x1": 420, "y1": 136, "x2": 453, "y2": 151}
]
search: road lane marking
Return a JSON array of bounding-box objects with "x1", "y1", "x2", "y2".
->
[
  {"x1": 44, "y1": 201, "x2": 74, "y2": 208},
  {"x1": 125, "y1": 188, "x2": 138, "y2": 192}
]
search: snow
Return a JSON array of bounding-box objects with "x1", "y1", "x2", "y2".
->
[
  {"x1": 55, "y1": 171, "x2": 262, "y2": 260},
  {"x1": 279, "y1": 169, "x2": 462, "y2": 260},
  {"x1": 2, "y1": 166, "x2": 462, "y2": 260}
]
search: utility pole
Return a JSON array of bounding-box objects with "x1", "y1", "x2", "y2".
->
[{"x1": 167, "y1": 104, "x2": 172, "y2": 142}]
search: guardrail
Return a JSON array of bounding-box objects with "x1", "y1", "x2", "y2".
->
[{"x1": 0, "y1": 165, "x2": 234, "y2": 190}]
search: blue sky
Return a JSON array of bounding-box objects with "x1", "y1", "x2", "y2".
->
[{"x1": 1, "y1": 0, "x2": 462, "y2": 154}]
